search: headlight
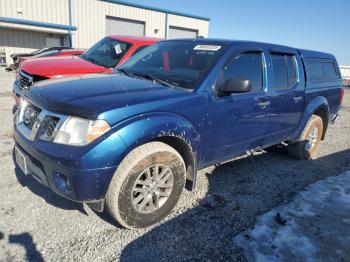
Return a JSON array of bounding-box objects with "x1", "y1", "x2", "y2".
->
[{"x1": 53, "y1": 117, "x2": 111, "y2": 146}]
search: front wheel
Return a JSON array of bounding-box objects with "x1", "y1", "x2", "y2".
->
[
  {"x1": 106, "y1": 142, "x2": 186, "y2": 229},
  {"x1": 288, "y1": 115, "x2": 323, "y2": 160}
]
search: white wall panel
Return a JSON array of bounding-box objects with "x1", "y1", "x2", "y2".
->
[
  {"x1": 0, "y1": 0, "x2": 69, "y2": 25},
  {"x1": 0, "y1": 0, "x2": 210, "y2": 64},
  {"x1": 71, "y1": 0, "x2": 166, "y2": 48}
]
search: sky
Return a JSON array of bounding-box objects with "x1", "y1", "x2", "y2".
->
[{"x1": 125, "y1": 0, "x2": 350, "y2": 65}]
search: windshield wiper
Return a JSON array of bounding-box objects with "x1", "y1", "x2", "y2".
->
[
  {"x1": 117, "y1": 69, "x2": 178, "y2": 88},
  {"x1": 132, "y1": 72, "x2": 174, "y2": 87}
]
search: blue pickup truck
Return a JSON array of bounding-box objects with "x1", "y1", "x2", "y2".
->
[{"x1": 14, "y1": 39, "x2": 343, "y2": 229}]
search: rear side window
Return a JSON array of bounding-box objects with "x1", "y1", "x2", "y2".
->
[
  {"x1": 223, "y1": 52, "x2": 263, "y2": 92},
  {"x1": 271, "y1": 53, "x2": 298, "y2": 89},
  {"x1": 307, "y1": 60, "x2": 339, "y2": 82}
]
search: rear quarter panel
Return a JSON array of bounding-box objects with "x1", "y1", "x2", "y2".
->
[{"x1": 283, "y1": 50, "x2": 343, "y2": 141}]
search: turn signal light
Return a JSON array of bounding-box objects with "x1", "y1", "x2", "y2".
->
[{"x1": 86, "y1": 120, "x2": 111, "y2": 142}]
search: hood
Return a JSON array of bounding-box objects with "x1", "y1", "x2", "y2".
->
[
  {"x1": 26, "y1": 73, "x2": 187, "y2": 119},
  {"x1": 20, "y1": 56, "x2": 108, "y2": 78}
]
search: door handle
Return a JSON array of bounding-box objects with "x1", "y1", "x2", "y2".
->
[
  {"x1": 258, "y1": 101, "x2": 270, "y2": 107},
  {"x1": 293, "y1": 96, "x2": 303, "y2": 102}
]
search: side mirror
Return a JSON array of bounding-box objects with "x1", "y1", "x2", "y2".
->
[{"x1": 218, "y1": 77, "x2": 252, "y2": 95}]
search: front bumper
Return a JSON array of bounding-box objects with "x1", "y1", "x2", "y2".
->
[{"x1": 13, "y1": 127, "x2": 126, "y2": 203}]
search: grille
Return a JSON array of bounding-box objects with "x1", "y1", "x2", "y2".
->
[
  {"x1": 42, "y1": 117, "x2": 60, "y2": 139},
  {"x1": 18, "y1": 71, "x2": 33, "y2": 90}
]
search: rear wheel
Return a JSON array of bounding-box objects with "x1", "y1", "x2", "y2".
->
[
  {"x1": 106, "y1": 142, "x2": 186, "y2": 229},
  {"x1": 288, "y1": 115, "x2": 323, "y2": 160}
]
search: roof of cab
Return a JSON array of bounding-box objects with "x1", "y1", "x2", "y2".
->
[
  {"x1": 108, "y1": 35, "x2": 162, "y2": 44},
  {"x1": 164, "y1": 38, "x2": 336, "y2": 60}
]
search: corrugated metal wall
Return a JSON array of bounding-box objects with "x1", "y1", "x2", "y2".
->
[
  {"x1": 0, "y1": 0, "x2": 69, "y2": 25},
  {"x1": 71, "y1": 0, "x2": 209, "y2": 48},
  {"x1": 0, "y1": 0, "x2": 210, "y2": 66},
  {"x1": 0, "y1": 0, "x2": 70, "y2": 64},
  {"x1": 0, "y1": 28, "x2": 65, "y2": 63},
  {"x1": 71, "y1": 0, "x2": 166, "y2": 48}
]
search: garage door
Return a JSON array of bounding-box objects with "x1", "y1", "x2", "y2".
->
[
  {"x1": 106, "y1": 16, "x2": 145, "y2": 36},
  {"x1": 168, "y1": 26, "x2": 198, "y2": 39}
]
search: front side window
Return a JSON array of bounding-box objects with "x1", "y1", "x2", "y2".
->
[
  {"x1": 271, "y1": 53, "x2": 298, "y2": 89},
  {"x1": 119, "y1": 41, "x2": 227, "y2": 90},
  {"x1": 82, "y1": 37, "x2": 131, "y2": 68},
  {"x1": 222, "y1": 52, "x2": 263, "y2": 92}
]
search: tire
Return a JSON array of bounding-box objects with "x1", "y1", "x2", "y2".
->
[
  {"x1": 106, "y1": 142, "x2": 186, "y2": 229},
  {"x1": 288, "y1": 115, "x2": 323, "y2": 160}
]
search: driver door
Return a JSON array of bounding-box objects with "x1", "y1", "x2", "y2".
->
[{"x1": 205, "y1": 47, "x2": 270, "y2": 164}]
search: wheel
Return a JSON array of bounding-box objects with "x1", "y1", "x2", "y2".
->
[
  {"x1": 106, "y1": 142, "x2": 186, "y2": 229},
  {"x1": 288, "y1": 115, "x2": 323, "y2": 160}
]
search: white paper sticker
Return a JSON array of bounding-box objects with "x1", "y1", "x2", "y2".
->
[
  {"x1": 114, "y1": 44, "x2": 123, "y2": 54},
  {"x1": 193, "y1": 45, "x2": 221, "y2": 51}
]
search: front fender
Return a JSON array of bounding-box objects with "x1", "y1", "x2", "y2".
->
[
  {"x1": 116, "y1": 113, "x2": 200, "y2": 187},
  {"x1": 78, "y1": 113, "x2": 200, "y2": 198},
  {"x1": 116, "y1": 112, "x2": 200, "y2": 154},
  {"x1": 290, "y1": 96, "x2": 329, "y2": 141}
]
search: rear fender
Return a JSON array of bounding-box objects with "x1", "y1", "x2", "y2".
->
[{"x1": 290, "y1": 96, "x2": 329, "y2": 141}]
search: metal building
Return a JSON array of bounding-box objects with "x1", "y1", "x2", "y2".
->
[{"x1": 0, "y1": 0, "x2": 210, "y2": 66}]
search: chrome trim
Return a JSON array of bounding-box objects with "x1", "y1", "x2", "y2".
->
[
  {"x1": 18, "y1": 70, "x2": 33, "y2": 90},
  {"x1": 20, "y1": 70, "x2": 33, "y2": 83}
]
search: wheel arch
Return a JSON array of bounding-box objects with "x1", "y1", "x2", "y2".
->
[
  {"x1": 155, "y1": 135, "x2": 197, "y2": 190},
  {"x1": 115, "y1": 113, "x2": 200, "y2": 189},
  {"x1": 313, "y1": 106, "x2": 329, "y2": 140},
  {"x1": 291, "y1": 96, "x2": 330, "y2": 141}
]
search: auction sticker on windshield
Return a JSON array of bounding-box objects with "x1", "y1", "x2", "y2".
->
[
  {"x1": 193, "y1": 45, "x2": 221, "y2": 51},
  {"x1": 115, "y1": 44, "x2": 123, "y2": 54}
]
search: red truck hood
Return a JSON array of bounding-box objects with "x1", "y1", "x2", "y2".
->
[{"x1": 20, "y1": 56, "x2": 110, "y2": 78}]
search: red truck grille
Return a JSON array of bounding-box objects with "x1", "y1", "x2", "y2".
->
[{"x1": 18, "y1": 70, "x2": 33, "y2": 90}]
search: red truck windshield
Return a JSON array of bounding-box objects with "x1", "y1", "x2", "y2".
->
[{"x1": 81, "y1": 37, "x2": 131, "y2": 68}]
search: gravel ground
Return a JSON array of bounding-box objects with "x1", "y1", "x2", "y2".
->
[{"x1": 0, "y1": 68, "x2": 349, "y2": 261}]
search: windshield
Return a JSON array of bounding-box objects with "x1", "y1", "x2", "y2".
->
[
  {"x1": 82, "y1": 37, "x2": 131, "y2": 68},
  {"x1": 118, "y1": 41, "x2": 226, "y2": 90}
]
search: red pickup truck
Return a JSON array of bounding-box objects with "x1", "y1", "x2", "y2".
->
[{"x1": 13, "y1": 35, "x2": 160, "y2": 105}]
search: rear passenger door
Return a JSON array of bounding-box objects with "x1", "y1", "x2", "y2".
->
[{"x1": 263, "y1": 49, "x2": 305, "y2": 146}]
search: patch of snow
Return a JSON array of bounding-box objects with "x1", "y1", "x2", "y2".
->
[{"x1": 234, "y1": 171, "x2": 350, "y2": 261}]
